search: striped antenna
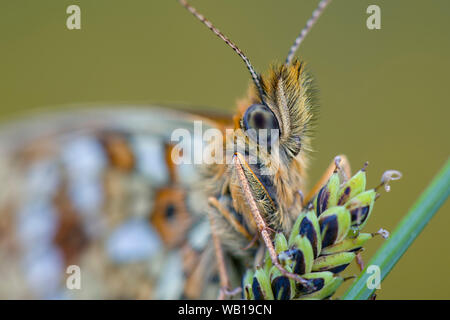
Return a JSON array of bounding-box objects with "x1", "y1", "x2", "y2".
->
[
  {"x1": 285, "y1": 0, "x2": 333, "y2": 65},
  {"x1": 179, "y1": 0, "x2": 264, "y2": 99}
]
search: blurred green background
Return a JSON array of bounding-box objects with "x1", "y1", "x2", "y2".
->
[{"x1": 1, "y1": 0, "x2": 449, "y2": 299}]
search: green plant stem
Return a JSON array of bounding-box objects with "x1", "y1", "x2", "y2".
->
[{"x1": 342, "y1": 158, "x2": 450, "y2": 300}]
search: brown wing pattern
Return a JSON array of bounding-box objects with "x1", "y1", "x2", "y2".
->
[{"x1": 0, "y1": 106, "x2": 221, "y2": 299}]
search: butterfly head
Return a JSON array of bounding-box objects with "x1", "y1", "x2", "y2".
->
[{"x1": 239, "y1": 60, "x2": 317, "y2": 162}]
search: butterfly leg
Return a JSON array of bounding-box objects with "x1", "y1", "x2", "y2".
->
[
  {"x1": 206, "y1": 210, "x2": 242, "y2": 300},
  {"x1": 183, "y1": 243, "x2": 216, "y2": 299},
  {"x1": 232, "y1": 153, "x2": 313, "y2": 289},
  {"x1": 304, "y1": 155, "x2": 352, "y2": 205},
  {"x1": 208, "y1": 197, "x2": 254, "y2": 244}
]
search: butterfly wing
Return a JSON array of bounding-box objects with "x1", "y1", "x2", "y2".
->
[{"x1": 0, "y1": 106, "x2": 222, "y2": 299}]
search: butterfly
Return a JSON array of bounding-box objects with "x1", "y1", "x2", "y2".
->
[{"x1": 0, "y1": 0, "x2": 338, "y2": 299}]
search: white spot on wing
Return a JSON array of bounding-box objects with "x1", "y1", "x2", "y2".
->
[
  {"x1": 155, "y1": 251, "x2": 184, "y2": 299},
  {"x1": 23, "y1": 246, "x2": 63, "y2": 298},
  {"x1": 25, "y1": 160, "x2": 60, "y2": 199},
  {"x1": 61, "y1": 136, "x2": 106, "y2": 179},
  {"x1": 60, "y1": 136, "x2": 105, "y2": 219},
  {"x1": 68, "y1": 178, "x2": 103, "y2": 216},
  {"x1": 188, "y1": 219, "x2": 211, "y2": 251},
  {"x1": 130, "y1": 135, "x2": 168, "y2": 186},
  {"x1": 106, "y1": 218, "x2": 161, "y2": 263},
  {"x1": 17, "y1": 200, "x2": 58, "y2": 249}
]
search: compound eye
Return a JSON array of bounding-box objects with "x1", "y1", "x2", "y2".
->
[{"x1": 243, "y1": 104, "x2": 280, "y2": 144}]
